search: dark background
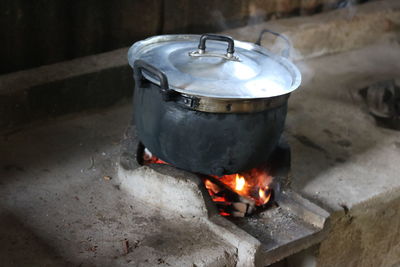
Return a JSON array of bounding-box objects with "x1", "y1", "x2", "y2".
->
[{"x1": 0, "y1": 0, "x2": 370, "y2": 75}]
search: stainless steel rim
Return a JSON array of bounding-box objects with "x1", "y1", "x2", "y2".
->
[
  {"x1": 177, "y1": 93, "x2": 290, "y2": 113},
  {"x1": 128, "y1": 34, "x2": 302, "y2": 99}
]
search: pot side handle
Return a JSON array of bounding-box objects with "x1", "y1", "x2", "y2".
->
[
  {"x1": 255, "y1": 29, "x2": 291, "y2": 58},
  {"x1": 133, "y1": 60, "x2": 175, "y2": 101}
]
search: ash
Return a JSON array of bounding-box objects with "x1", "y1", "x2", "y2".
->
[{"x1": 230, "y1": 205, "x2": 319, "y2": 250}]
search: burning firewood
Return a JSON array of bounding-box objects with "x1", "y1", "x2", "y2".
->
[
  {"x1": 213, "y1": 201, "x2": 250, "y2": 218},
  {"x1": 203, "y1": 175, "x2": 260, "y2": 217},
  {"x1": 232, "y1": 202, "x2": 248, "y2": 213},
  {"x1": 140, "y1": 143, "x2": 273, "y2": 217}
]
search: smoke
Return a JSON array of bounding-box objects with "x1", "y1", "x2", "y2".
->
[
  {"x1": 211, "y1": 3, "x2": 267, "y2": 32},
  {"x1": 256, "y1": 28, "x2": 316, "y2": 87},
  {"x1": 211, "y1": 10, "x2": 228, "y2": 32},
  {"x1": 209, "y1": 0, "x2": 364, "y2": 87},
  {"x1": 247, "y1": 3, "x2": 267, "y2": 26},
  {"x1": 337, "y1": 0, "x2": 356, "y2": 9},
  {"x1": 325, "y1": 0, "x2": 358, "y2": 19},
  {"x1": 340, "y1": 0, "x2": 357, "y2": 19},
  {"x1": 294, "y1": 56, "x2": 316, "y2": 87},
  {"x1": 212, "y1": 0, "x2": 359, "y2": 32}
]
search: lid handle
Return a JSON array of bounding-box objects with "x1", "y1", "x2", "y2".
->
[
  {"x1": 199, "y1": 34, "x2": 235, "y2": 55},
  {"x1": 189, "y1": 34, "x2": 240, "y2": 61}
]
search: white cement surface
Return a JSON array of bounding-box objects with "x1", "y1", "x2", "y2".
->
[{"x1": 288, "y1": 41, "x2": 400, "y2": 212}]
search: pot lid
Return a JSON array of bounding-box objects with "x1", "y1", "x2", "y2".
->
[{"x1": 128, "y1": 34, "x2": 301, "y2": 99}]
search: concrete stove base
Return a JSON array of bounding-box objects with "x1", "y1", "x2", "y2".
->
[{"x1": 117, "y1": 161, "x2": 329, "y2": 266}]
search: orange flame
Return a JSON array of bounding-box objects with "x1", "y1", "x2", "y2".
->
[
  {"x1": 207, "y1": 168, "x2": 273, "y2": 210},
  {"x1": 258, "y1": 186, "x2": 271, "y2": 205},
  {"x1": 235, "y1": 174, "x2": 246, "y2": 192},
  {"x1": 143, "y1": 148, "x2": 168, "y2": 165}
]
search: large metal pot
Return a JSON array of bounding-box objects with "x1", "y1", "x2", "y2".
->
[{"x1": 128, "y1": 33, "x2": 301, "y2": 175}]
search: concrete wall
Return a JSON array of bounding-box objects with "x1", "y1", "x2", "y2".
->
[
  {"x1": 1, "y1": 0, "x2": 370, "y2": 74},
  {"x1": 317, "y1": 194, "x2": 400, "y2": 267}
]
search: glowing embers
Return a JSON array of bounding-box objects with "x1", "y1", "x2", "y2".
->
[
  {"x1": 141, "y1": 146, "x2": 274, "y2": 217},
  {"x1": 203, "y1": 168, "x2": 273, "y2": 217},
  {"x1": 143, "y1": 148, "x2": 168, "y2": 165}
]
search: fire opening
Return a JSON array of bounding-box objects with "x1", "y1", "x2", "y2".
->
[
  {"x1": 203, "y1": 168, "x2": 273, "y2": 217},
  {"x1": 141, "y1": 146, "x2": 274, "y2": 217}
]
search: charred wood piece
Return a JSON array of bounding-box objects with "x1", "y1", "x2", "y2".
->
[{"x1": 203, "y1": 175, "x2": 256, "y2": 217}]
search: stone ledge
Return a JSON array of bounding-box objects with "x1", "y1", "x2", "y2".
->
[
  {"x1": 223, "y1": 0, "x2": 400, "y2": 60},
  {"x1": 0, "y1": 48, "x2": 131, "y2": 132}
]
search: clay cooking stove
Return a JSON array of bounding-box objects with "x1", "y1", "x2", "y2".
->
[
  {"x1": 139, "y1": 132, "x2": 290, "y2": 217},
  {"x1": 118, "y1": 126, "x2": 330, "y2": 265}
]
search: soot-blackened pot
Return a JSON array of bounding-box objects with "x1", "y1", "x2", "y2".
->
[{"x1": 129, "y1": 33, "x2": 301, "y2": 175}]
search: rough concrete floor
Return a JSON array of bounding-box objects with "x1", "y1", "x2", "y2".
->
[
  {"x1": 1, "y1": 39, "x2": 400, "y2": 266},
  {"x1": 0, "y1": 105, "x2": 239, "y2": 267}
]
